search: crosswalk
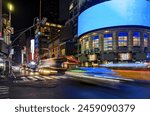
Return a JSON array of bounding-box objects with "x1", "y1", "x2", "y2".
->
[
  {"x1": 15, "y1": 75, "x2": 68, "y2": 83},
  {"x1": 0, "y1": 86, "x2": 9, "y2": 99}
]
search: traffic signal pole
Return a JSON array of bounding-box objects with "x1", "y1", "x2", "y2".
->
[{"x1": 0, "y1": 0, "x2": 2, "y2": 35}]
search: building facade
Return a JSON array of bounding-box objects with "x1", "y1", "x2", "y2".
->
[
  {"x1": 41, "y1": 22, "x2": 63, "y2": 59},
  {"x1": 78, "y1": 0, "x2": 150, "y2": 67}
]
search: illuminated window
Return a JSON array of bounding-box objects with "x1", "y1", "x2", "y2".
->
[
  {"x1": 118, "y1": 32, "x2": 128, "y2": 46},
  {"x1": 133, "y1": 32, "x2": 140, "y2": 46},
  {"x1": 144, "y1": 33, "x2": 148, "y2": 47},
  {"x1": 104, "y1": 34, "x2": 113, "y2": 51},
  {"x1": 92, "y1": 36, "x2": 99, "y2": 49},
  {"x1": 85, "y1": 38, "x2": 89, "y2": 50}
]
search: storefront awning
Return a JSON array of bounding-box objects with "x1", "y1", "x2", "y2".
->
[{"x1": 66, "y1": 55, "x2": 80, "y2": 63}]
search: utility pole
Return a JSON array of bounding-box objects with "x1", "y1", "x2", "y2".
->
[
  {"x1": 39, "y1": 0, "x2": 41, "y2": 21},
  {"x1": 0, "y1": 0, "x2": 2, "y2": 36}
]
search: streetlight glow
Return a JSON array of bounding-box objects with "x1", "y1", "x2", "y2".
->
[{"x1": 7, "y1": 3, "x2": 14, "y2": 11}]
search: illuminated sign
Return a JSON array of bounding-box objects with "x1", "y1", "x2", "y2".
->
[
  {"x1": 119, "y1": 53, "x2": 132, "y2": 61},
  {"x1": 88, "y1": 54, "x2": 97, "y2": 61},
  {"x1": 78, "y1": 0, "x2": 150, "y2": 36},
  {"x1": 31, "y1": 39, "x2": 35, "y2": 60}
]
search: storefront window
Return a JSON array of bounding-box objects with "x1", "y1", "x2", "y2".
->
[
  {"x1": 144, "y1": 33, "x2": 148, "y2": 47},
  {"x1": 133, "y1": 32, "x2": 140, "y2": 46},
  {"x1": 104, "y1": 34, "x2": 113, "y2": 51},
  {"x1": 92, "y1": 35, "x2": 99, "y2": 49},
  {"x1": 85, "y1": 38, "x2": 89, "y2": 50},
  {"x1": 118, "y1": 32, "x2": 128, "y2": 46}
]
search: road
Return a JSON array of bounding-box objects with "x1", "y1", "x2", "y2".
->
[
  {"x1": 0, "y1": 71, "x2": 146, "y2": 99},
  {"x1": 1, "y1": 69, "x2": 150, "y2": 99}
]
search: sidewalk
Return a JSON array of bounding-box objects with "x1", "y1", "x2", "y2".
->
[{"x1": 0, "y1": 76, "x2": 10, "y2": 85}]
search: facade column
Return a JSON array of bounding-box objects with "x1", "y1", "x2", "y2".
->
[
  {"x1": 99, "y1": 34, "x2": 103, "y2": 53},
  {"x1": 112, "y1": 31, "x2": 117, "y2": 52},
  {"x1": 148, "y1": 33, "x2": 150, "y2": 52},
  {"x1": 140, "y1": 32, "x2": 144, "y2": 51},
  {"x1": 89, "y1": 36, "x2": 93, "y2": 53},
  {"x1": 128, "y1": 31, "x2": 133, "y2": 52}
]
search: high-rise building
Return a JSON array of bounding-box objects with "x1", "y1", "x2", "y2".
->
[
  {"x1": 36, "y1": 22, "x2": 63, "y2": 60},
  {"x1": 42, "y1": 0, "x2": 59, "y2": 23},
  {"x1": 42, "y1": 0, "x2": 71, "y2": 24}
]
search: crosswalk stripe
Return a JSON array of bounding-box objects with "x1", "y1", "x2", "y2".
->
[
  {"x1": 34, "y1": 76, "x2": 45, "y2": 80},
  {"x1": 0, "y1": 86, "x2": 9, "y2": 97},
  {"x1": 41, "y1": 76, "x2": 53, "y2": 80},
  {"x1": 56, "y1": 76, "x2": 67, "y2": 79},
  {"x1": 0, "y1": 87, "x2": 9, "y2": 89},
  {"x1": 27, "y1": 76, "x2": 38, "y2": 81},
  {"x1": 50, "y1": 76, "x2": 58, "y2": 79},
  {"x1": 21, "y1": 76, "x2": 30, "y2": 81},
  {"x1": 0, "y1": 92, "x2": 9, "y2": 94}
]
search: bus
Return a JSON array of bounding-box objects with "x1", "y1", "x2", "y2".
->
[{"x1": 38, "y1": 58, "x2": 67, "y2": 75}]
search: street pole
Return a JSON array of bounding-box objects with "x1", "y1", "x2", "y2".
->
[
  {"x1": 39, "y1": 0, "x2": 41, "y2": 21},
  {"x1": 8, "y1": 3, "x2": 13, "y2": 45},
  {"x1": 0, "y1": 0, "x2": 2, "y2": 35},
  {"x1": 9, "y1": 7, "x2": 11, "y2": 27}
]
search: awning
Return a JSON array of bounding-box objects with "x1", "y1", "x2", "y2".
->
[
  {"x1": 63, "y1": 61, "x2": 78, "y2": 65},
  {"x1": 66, "y1": 55, "x2": 80, "y2": 63}
]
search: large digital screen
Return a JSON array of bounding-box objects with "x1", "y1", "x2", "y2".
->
[{"x1": 78, "y1": 0, "x2": 150, "y2": 36}]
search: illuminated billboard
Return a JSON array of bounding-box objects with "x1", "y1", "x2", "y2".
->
[{"x1": 78, "y1": 0, "x2": 150, "y2": 36}]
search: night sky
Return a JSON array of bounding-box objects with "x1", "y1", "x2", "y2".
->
[
  {"x1": 3, "y1": 0, "x2": 41, "y2": 31},
  {"x1": 3, "y1": 0, "x2": 70, "y2": 33}
]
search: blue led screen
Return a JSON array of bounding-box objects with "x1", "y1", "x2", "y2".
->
[{"x1": 78, "y1": 0, "x2": 150, "y2": 36}]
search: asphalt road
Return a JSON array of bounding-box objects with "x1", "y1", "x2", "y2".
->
[{"x1": 1, "y1": 69, "x2": 150, "y2": 99}]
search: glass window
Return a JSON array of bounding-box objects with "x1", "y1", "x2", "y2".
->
[
  {"x1": 85, "y1": 38, "x2": 89, "y2": 50},
  {"x1": 144, "y1": 33, "x2": 148, "y2": 47},
  {"x1": 104, "y1": 34, "x2": 113, "y2": 51},
  {"x1": 133, "y1": 32, "x2": 140, "y2": 46},
  {"x1": 92, "y1": 35, "x2": 99, "y2": 49},
  {"x1": 118, "y1": 32, "x2": 128, "y2": 46}
]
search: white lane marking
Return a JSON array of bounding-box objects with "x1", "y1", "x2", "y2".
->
[
  {"x1": 0, "y1": 86, "x2": 9, "y2": 95},
  {"x1": 41, "y1": 76, "x2": 53, "y2": 80},
  {"x1": 21, "y1": 77, "x2": 30, "y2": 81},
  {"x1": 34, "y1": 76, "x2": 45, "y2": 80},
  {"x1": 56, "y1": 76, "x2": 67, "y2": 79},
  {"x1": 27, "y1": 76, "x2": 38, "y2": 81},
  {"x1": 49, "y1": 76, "x2": 59, "y2": 79}
]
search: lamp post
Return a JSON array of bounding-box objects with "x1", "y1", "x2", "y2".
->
[
  {"x1": 7, "y1": 3, "x2": 14, "y2": 45},
  {"x1": 39, "y1": 0, "x2": 41, "y2": 21},
  {"x1": 0, "y1": 0, "x2": 2, "y2": 35},
  {"x1": 8, "y1": 3, "x2": 13, "y2": 27}
]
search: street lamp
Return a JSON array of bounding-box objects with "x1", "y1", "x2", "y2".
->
[{"x1": 7, "y1": 3, "x2": 14, "y2": 27}]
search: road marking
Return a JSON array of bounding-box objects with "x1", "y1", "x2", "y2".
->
[
  {"x1": 55, "y1": 76, "x2": 67, "y2": 79},
  {"x1": 34, "y1": 76, "x2": 45, "y2": 80},
  {"x1": 0, "y1": 86, "x2": 9, "y2": 98},
  {"x1": 50, "y1": 76, "x2": 59, "y2": 79},
  {"x1": 27, "y1": 76, "x2": 38, "y2": 81},
  {"x1": 41, "y1": 76, "x2": 53, "y2": 80},
  {"x1": 21, "y1": 76, "x2": 30, "y2": 81}
]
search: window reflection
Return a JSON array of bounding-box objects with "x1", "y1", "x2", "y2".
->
[
  {"x1": 92, "y1": 35, "x2": 99, "y2": 49},
  {"x1": 133, "y1": 32, "x2": 140, "y2": 46},
  {"x1": 104, "y1": 34, "x2": 112, "y2": 51},
  {"x1": 85, "y1": 38, "x2": 89, "y2": 50},
  {"x1": 144, "y1": 33, "x2": 148, "y2": 47},
  {"x1": 118, "y1": 32, "x2": 128, "y2": 46}
]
